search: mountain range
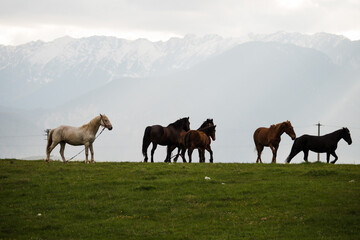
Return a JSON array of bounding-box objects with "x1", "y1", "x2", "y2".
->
[{"x1": 0, "y1": 32, "x2": 359, "y2": 163}]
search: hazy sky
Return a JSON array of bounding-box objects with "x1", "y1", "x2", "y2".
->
[{"x1": 0, "y1": 0, "x2": 359, "y2": 45}]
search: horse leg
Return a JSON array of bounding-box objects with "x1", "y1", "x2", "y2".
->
[
  {"x1": 150, "y1": 143, "x2": 157, "y2": 163},
  {"x1": 326, "y1": 152, "x2": 330, "y2": 163},
  {"x1": 330, "y1": 152, "x2": 339, "y2": 164},
  {"x1": 180, "y1": 147, "x2": 187, "y2": 163},
  {"x1": 270, "y1": 145, "x2": 277, "y2": 163},
  {"x1": 59, "y1": 142, "x2": 66, "y2": 163},
  {"x1": 255, "y1": 144, "x2": 263, "y2": 163},
  {"x1": 46, "y1": 141, "x2": 59, "y2": 163},
  {"x1": 90, "y1": 144, "x2": 95, "y2": 163},
  {"x1": 165, "y1": 145, "x2": 176, "y2": 163},
  {"x1": 207, "y1": 146, "x2": 213, "y2": 163},
  {"x1": 173, "y1": 147, "x2": 180, "y2": 163},
  {"x1": 198, "y1": 149, "x2": 203, "y2": 163},
  {"x1": 198, "y1": 149, "x2": 205, "y2": 163},
  {"x1": 303, "y1": 149, "x2": 309, "y2": 162},
  {"x1": 188, "y1": 148, "x2": 194, "y2": 163},
  {"x1": 143, "y1": 145, "x2": 149, "y2": 163},
  {"x1": 84, "y1": 144, "x2": 89, "y2": 164}
]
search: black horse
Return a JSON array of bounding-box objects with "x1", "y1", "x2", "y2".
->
[
  {"x1": 173, "y1": 118, "x2": 214, "y2": 163},
  {"x1": 286, "y1": 128, "x2": 352, "y2": 164},
  {"x1": 142, "y1": 117, "x2": 190, "y2": 163}
]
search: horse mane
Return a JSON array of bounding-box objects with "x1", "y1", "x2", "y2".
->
[
  {"x1": 81, "y1": 115, "x2": 101, "y2": 129},
  {"x1": 168, "y1": 117, "x2": 188, "y2": 129},
  {"x1": 198, "y1": 119, "x2": 214, "y2": 130},
  {"x1": 270, "y1": 121, "x2": 290, "y2": 131},
  {"x1": 200, "y1": 125, "x2": 216, "y2": 135},
  {"x1": 329, "y1": 127, "x2": 349, "y2": 136}
]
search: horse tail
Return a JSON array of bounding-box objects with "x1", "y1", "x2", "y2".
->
[
  {"x1": 184, "y1": 131, "x2": 192, "y2": 148},
  {"x1": 142, "y1": 126, "x2": 152, "y2": 157},
  {"x1": 46, "y1": 129, "x2": 53, "y2": 154}
]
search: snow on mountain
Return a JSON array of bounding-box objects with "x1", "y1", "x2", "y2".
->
[
  {"x1": 0, "y1": 32, "x2": 359, "y2": 110},
  {"x1": 249, "y1": 31, "x2": 360, "y2": 68},
  {"x1": 1, "y1": 34, "x2": 242, "y2": 82},
  {"x1": 0, "y1": 34, "x2": 243, "y2": 108}
]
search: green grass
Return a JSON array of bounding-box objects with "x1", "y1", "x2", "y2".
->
[{"x1": 1, "y1": 159, "x2": 359, "y2": 239}]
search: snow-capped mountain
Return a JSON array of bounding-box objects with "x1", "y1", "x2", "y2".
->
[
  {"x1": 249, "y1": 31, "x2": 360, "y2": 68},
  {"x1": 0, "y1": 34, "x2": 243, "y2": 108},
  {"x1": 0, "y1": 32, "x2": 359, "y2": 110}
]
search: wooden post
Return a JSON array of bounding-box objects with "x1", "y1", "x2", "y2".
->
[{"x1": 316, "y1": 122, "x2": 322, "y2": 162}]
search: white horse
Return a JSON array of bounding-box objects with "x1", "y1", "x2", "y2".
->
[{"x1": 46, "y1": 114, "x2": 113, "y2": 163}]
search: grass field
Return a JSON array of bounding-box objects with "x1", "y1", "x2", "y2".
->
[{"x1": 0, "y1": 159, "x2": 359, "y2": 239}]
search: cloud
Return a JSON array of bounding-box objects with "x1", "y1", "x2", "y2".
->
[{"x1": 0, "y1": 0, "x2": 359, "y2": 45}]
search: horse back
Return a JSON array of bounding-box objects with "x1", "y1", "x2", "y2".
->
[
  {"x1": 52, "y1": 125, "x2": 87, "y2": 145},
  {"x1": 149, "y1": 125, "x2": 179, "y2": 145},
  {"x1": 253, "y1": 127, "x2": 270, "y2": 145},
  {"x1": 185, "y1": 130, "x2": 209, "y2": 148},
  {"x1": 296, "y1": 134, "x2": 335, "y2": 153}
]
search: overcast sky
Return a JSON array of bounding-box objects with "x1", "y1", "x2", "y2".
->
[{"x1": 0, "y1": 0, "x2": 359, "y2": 45}]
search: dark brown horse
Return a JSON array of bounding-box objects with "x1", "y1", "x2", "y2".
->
[
  {"x1": 184, "y1": 125, "x2": 216, "y2": 163},
  {"x1": 286, "y1": 128, "x2": 352, "y2": 164},
  {"x1": 142, "y1": 117, "x2": 190, "y2": 162},
  {"x1": 173, "y1": 119, "x2": 214, "y2": 163},
  {"x1": 253, "y1": 121, "x2": 296, "y2": 163}
]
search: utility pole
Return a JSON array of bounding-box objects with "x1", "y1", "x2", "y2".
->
[{"x1": 316, "y1": 122, "x2": 322, "y2": 162}]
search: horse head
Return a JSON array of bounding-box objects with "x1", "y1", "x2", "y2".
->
[
  {"x1": 199, "y1": 118, "x2": 214, "y2": 129},
  {"x1": 342, "y1": 127, "x2": 352, "y2": 145},
  {"x1": 284, "y1": 121, "x2": 296, "y2": 140},
  {"x1": 183, "y1": 117, "x2": 190, "y2": 131},
  {"x1": 210, "y1": 125, "x2": 217, "y2": 141},
  {"x1": 203, "y1": 125, "x2": 216, "y2": 141},
  {"x1": 100, "y1": 114, "x2": 113, "y2": 130}
]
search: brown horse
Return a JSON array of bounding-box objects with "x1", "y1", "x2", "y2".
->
[
  {"x1": 142, "y1": 117, "x2": 190, "y2": 162},
  {"x1": 184, "y1": 125, "x2": 216, "y2": 163},
  {"x1": 46, "y1": 114, "x2": 113, "y2": 163},
  {"x1": 173, "y1": 119, "x2": 214, "y2": 163},
  {"x1": 253, "y1": 121, "x2": 296, "y2": 163}
]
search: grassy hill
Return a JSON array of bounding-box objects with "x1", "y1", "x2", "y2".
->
[{"x1": 0, "y1": 159, "x2": 359, "y2": 239}]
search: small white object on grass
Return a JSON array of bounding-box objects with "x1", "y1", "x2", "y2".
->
[{"x1": 205, "y1": 176, "x2": 211, "y2": 180}]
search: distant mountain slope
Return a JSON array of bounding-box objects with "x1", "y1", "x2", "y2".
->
[
  {"x1": 0, "y1": 35, "x2": 242, "y2": 108},
  {"x1": 23, "y1": 41, "x2": 357, "y2": 163},
  {"x1": 0, "y1": 33, "x2": 358, "y2": 163},
  {"x1": 250, "y1": 32, "x2": 360, "y2": 68},
  {"x1": 1, "y1": 32, "x2": 359, "y2": 110}
]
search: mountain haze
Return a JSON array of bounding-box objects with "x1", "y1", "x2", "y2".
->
[
  {"x1": 0, "y1": 35, "x2": 242, "y2": 109},
  {"x1": 0, "y1": 32, "x2": 358, "y2": 163}
]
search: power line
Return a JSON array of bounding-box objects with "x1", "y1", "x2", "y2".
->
[{"x1": 0, "y1": 134, "x2": 43, "y2": 138}]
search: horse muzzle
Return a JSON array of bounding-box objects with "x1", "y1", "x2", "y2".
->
[{"x1": 108, "y1": 126, "x2": 113, "y2": 130}]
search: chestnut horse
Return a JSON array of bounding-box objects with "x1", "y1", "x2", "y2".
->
[
  {"x1": 46, "y1": 114, "x2": 113, "y2": 163},
  {"x1": 142, "y1": 117, "x2": 190, "y2": 162},
  {"x1": 173, "y1": 118, "x2": 214, "y2": 163},
  {"x1": 286, "y1": 128, "x2": 352, "y2": 164},
  {"x1": 253, "y1": 121, "x2": 296, "y2": 163},
  {"x1": 184, "y1": 125, "x2": 216, "y2": 163}
]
